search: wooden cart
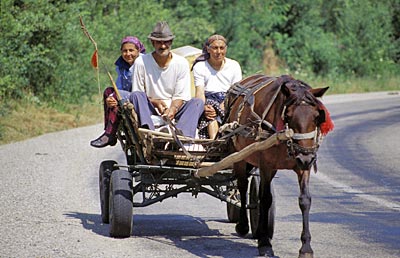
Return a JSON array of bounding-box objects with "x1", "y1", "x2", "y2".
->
[{"x1": 98, "y1": 98, "x2": 292, "y2": 238}]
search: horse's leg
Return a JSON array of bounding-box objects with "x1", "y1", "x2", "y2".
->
[
  {"x1": 257, "y1": 164, "x2": 277, "y2": 257},
  {"x1": 297, "y1": 169, "x2": 313, "y2": 258},
  {"x1": 234, "y1": 161, "x2": 249, "y2": 236}
]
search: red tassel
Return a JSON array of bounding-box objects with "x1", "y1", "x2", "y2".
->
[
  {"x1": 91, "y1": 50, "x2": 98, "y2": 68},
  {"x1": 320, "y1": 105, "x2": 334, "y2": 136}
]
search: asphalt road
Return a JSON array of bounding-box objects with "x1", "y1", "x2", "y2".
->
[{"x1": 0, "y1": 91, "x2": 399, "y2": 258}]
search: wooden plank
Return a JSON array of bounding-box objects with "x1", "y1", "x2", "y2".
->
[
  {"x1": 194, "y1": 129, "x2": 293, "y2": 178},
  {"x1": 137, "y1": 128, "x2": 221, "y2": 143}
]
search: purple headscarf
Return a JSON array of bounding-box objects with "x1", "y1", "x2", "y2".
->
[{"x1": 121, "y1": 36, "x2": 146, "y2": 53}]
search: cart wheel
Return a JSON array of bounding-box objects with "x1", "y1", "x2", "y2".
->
[
  {"x1": 226, "y1": 187, "x2": 240, "y2": 223},
  {"x1": 227, "y1": 202, "x2": 240, "y2": 223},
  {"x1": 249, "y1": 175, "x2": 275, "y2": 239},
  {"x1": 99, "y1": 160, "x2": 117, "y2": 224},
  {"x1": 249, "y1": 175, "x2": 260, "y2": 238},
  {"x1": 109, "y1": 170, "x2": 133, "y2": 238}
]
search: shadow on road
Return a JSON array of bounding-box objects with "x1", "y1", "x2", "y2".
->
[
  {"x1": 134, "y1": 214, "x2": 258, "y2": 258},
  {"x1": 283, "y1": 210, "x2": 400, "y2": 254},
  {"x1": 64, "y1": 212, "x2": 109, "y2": 237},
  {"x1": 64, "y1": 212, "x2": 258, "y2": 257}
]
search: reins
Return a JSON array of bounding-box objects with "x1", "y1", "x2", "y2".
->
[
  {"x1": 224, "y1": 76, "x2": 280, "y2": 140},
  {"x1": 221, "y1": 75, "x2": 323, "y2": 160}
]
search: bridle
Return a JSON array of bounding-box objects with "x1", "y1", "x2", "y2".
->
[
  {"x1": 222, "y1": 77, "x2": 323, "y2": 161},
  {"x1": 281, "y1": 96, "x2": 321, "y2": 158}
]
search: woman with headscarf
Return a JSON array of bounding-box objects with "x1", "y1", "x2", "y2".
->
[
  {"x1": 90, "y1": 36, "x2": 146, "y2": 148},
  {"x1": 192, "y1": 34, "x2": 242, "y2": 139}
]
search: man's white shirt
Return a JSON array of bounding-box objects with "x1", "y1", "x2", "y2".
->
[{"x1": 131, "y1": 52, "x2": 191, "y2": 107}]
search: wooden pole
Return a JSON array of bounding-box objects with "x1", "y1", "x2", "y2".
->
[
  {"x1": 194, "y1": 129, "x2": 293, "y2": 178},
  {"x1": 106, "y1": 71, "x2": 122, "y2": 101},
  {"x1": 79, "y1": 16, "x2": 101, "y2": 95}
]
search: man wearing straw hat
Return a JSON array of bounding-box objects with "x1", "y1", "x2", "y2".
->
[{"x1": 128, "y1": 21, "x2": 204, "y2": 138}]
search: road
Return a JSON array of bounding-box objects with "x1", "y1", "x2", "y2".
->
[{"x1": 0, "y1": 91, "x2": 399, "y2": 258}]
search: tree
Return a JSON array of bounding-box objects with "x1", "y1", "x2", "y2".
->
[
  {"x1": 1, "y1": 0, "x2": 399, "y2": 105},
  {"x1": 335, "y1": 0, "x2": 396, "y2": 76}
]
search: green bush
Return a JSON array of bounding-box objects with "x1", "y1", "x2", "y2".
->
[{"x1": 0, "y1": 0, "x2": 399, "y2": 108}]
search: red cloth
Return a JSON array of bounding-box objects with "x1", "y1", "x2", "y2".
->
[
  {"x1": 320, "y1": 104, "x2": 334, "y2": 136},
  {"x1": 91, "y1": 50, "x2": 98, "y2": 68}
]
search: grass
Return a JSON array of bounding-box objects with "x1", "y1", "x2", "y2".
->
[
  {"x1": 305, "y1": 75, "x2": 400, "y2": 94},
  {"x1": 279, "y1": 70, "x2": 399, "y2": 94},
  {"x1": 0, "y1": 75, "x2": 398, "y2": 146},
  {"x1": 0, "y1": 95, "x2": 103, "y2": 145}
]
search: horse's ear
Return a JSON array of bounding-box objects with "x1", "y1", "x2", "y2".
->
[
  {"x1": 281, "y1": 84, "x2": 291, "y2": 97},
  {"x1": 317, "y1": 109, "x2": 326, "y2": 124},
  {"x1": 310, "y1": 86, "x2": 329, "y2": 98}
]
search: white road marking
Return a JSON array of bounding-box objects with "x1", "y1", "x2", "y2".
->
[{"x1": 315, "y1": 171, "x2": 400, "y2": 211}]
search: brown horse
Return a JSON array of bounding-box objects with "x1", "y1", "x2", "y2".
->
[{"x1": 223, "y1": 74, "x2": 333, "y2": 258}]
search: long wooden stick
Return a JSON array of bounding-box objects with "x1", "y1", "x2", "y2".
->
[
  {"x1": 79, "y1": 16, "x2": 101, "y2": 95},
  {"x1": 194, "y1": 129, "x2": 293, "y2": 178},
  {"x1": 79, "y1": 16, "x2": 97, "y2": 49},
  {"x1": 106, "y1": 71, "x2": 122, "y2": 101}
]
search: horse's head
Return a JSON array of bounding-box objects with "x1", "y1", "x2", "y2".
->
[{"x1": 281, "y1": 80, "x2": 329, "y2": 170}]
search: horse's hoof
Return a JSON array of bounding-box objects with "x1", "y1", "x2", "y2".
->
[
  {"x1": 259, "y1": 246, "x2": 279, "y2": 257},
  {"x1": 298, "y1": 253, "x2": 313, "y2": 258},
  {"x1": 235, "y1": 223, "x2": 249, "y2": 236}
]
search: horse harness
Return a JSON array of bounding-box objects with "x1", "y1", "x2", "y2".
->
[{"x1": 221, "y1": 75, "x2": 322, "y2": 161}]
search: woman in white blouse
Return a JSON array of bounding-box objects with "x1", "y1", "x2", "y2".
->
[{"x1": 192, "y1": 34, "x2": 242, "y2": 139}]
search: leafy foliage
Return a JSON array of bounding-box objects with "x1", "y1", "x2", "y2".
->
[{"x1": 0, "y1": 0, "x2": 399, "y2": 106}]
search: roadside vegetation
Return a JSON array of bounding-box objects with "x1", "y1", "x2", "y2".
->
[{"x1": 1, "y1": 0, "x2": 399, "y2": 145}]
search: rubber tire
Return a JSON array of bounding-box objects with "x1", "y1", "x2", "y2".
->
[
  {"x1": 99, "y1": 160, "x2": 117, "y2": 224},
  {"x1": 249, "y1": 176, "x2": 275, "y2": 239},
  {"x1": 226, "y1": 187, "x2": 240, "y2": 223},
  {"x1": 109, "y1": 170, "x2": 133, "y2": 238}
]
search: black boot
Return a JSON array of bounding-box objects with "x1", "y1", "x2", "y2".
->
[{"x1": 90, "y1": 133, "x2": 117, "y2": 148}]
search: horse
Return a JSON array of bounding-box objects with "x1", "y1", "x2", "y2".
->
[{"x1": 222, "y1": 74, "x2": 333, "y2": 258}]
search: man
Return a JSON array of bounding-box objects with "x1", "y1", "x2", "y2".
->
[{"x1": 128, "y1": 21, "x2": 204, "y2": 138}]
